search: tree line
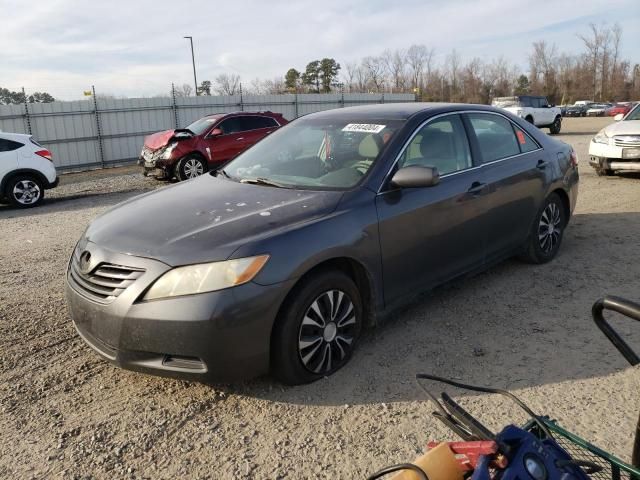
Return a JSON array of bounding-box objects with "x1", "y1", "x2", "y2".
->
[{"x1": 195, "y1": 22, "x2": 638, "y2": 105}]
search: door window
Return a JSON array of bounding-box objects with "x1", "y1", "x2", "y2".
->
[
  {"x1": 512, "y1": 126, "x2": 540, "y2": 153},
  {"x1": 243, "y1": 116, "x2": 278, "y2": 130},
  {"x1": 398, "y1": 114, "x2": 472, "y2": 175},
  {"x1": 217, "y1": 117, "x2": 243, "y2": 135},
  {"x1": 467, "y1": 114, "x2": 521, "y2": 163},
  {"x1": 0, "y1": 139, "x2": 24, "y2": 152}
]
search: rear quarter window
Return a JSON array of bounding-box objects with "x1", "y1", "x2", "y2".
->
[{"x1": 0, "y1": 138, "x2": 24, "y2": 152}]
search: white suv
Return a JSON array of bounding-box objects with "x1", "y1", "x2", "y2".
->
[
  {"x1": 0, "y1": 132, "x2": 58, "y2": 208},
  {"x1": 492, "y1": 95, "x2": 563, "y2": 134}
]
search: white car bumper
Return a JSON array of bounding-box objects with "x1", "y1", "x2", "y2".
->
[{"x1": 589, "y1": 141, "x2": 640, "y2": 171}]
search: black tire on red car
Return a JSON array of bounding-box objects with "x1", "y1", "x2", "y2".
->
[
  {"x1": 519, "y1": 193, "x2": 566, "y2": 264},
  {"x1": 271, "y1": 269, "x2": 363, "y2": 385},
  {"x1": 176, "y1": 154, "x2": 208, "y2": 181}
]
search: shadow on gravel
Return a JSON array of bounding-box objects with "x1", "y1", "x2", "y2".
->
[
  {"x1": 227, "y1": 211, "x2": 640, "y2": 406},
  {"x1": 0, "y1": 188, "x2": 155, "y2": 219}
]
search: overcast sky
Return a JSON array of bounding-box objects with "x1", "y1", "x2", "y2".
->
[{"x1": 2, "y1": 0, "x2": 639, "y2": 100}]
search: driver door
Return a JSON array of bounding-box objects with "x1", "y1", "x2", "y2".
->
[{"x1": 205, "y1": 117, "x2": 247, "y2": 163}]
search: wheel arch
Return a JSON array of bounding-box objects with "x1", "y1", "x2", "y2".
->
[
  {"x1": 550, "y1": 187, "x2": 571, "y2": 222},
  {"x1": 1, "y1": 168, "x2": 48, "y2": 194}
]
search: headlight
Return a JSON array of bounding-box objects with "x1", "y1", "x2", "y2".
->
[
  {"x1": 143, "y1": 255, "x2": 270, "y2": 300},
  {"x1": 592, "y1": 130, "x2": 610, "y2": 145},
  {"x1": 160, "y1": 143, "x2": 178, "y2": 159}
]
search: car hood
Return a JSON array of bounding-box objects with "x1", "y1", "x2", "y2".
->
[
  {"x1": 143, "y1": 129, "x2": 194, "y2": 150},
  {"x1": 603, "y1": 120, "x2": 640, "y2": 136},
  {"x1": 84, "y1": 175, "x2": 343, "y2": 266}
]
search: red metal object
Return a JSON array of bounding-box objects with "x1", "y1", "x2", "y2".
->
[{"x1": 427, "y1": 440, "x2": 507, "y2": 471}]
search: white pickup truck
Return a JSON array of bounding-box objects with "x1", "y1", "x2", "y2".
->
[{"x1": 492, "y1": 95, "x2": 563, "y2": 134}]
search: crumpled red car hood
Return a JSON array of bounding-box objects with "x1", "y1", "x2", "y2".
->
[{"x1": 144, "y1": 130, "x2": 176, "y2": 150}]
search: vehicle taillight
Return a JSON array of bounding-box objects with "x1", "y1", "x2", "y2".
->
[
  {"x1": 570, "y1": 150, "x2": 578, "y2": 168},
  {"x1": 35, "y1": 149, "x2": 53, "y2": 161}
]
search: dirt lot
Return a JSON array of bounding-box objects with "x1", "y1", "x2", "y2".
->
[{"x1": 1, "y1": 117, "x2": 639, "y2": 479}]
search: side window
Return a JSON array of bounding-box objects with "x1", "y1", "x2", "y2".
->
[
  {"x1": 0, "y1": 139, "x2": 24, "y2": 152},
  {"x1": 243, "y1": 116, "x2": 278, "y2": 130},
  {"x1": 512, "y1": 125, "x2": 540, "y2": 153},
  {"x1": 468, "y1": 113, "x2": 521, "y2": 163},
  {"x1": 398, "y1": 114, "x2": 472, "y2": 175},
  {"x1": 519, "y1": 96, "x2": 531, "y2": 107},
  {"x1": 217, "y1": 117, "x2": 242, "y2": 135},
  {"x1": 532, "y1": 97, "x2": 543, "y2": 108}
]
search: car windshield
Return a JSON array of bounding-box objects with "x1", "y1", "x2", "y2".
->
[
  {"x1": 626, "y1": 104, "x2": 640, "y2": 120},
  {"x1": 185, "y1": 116, "x2": 222, "y2": 135},
  {"x1": 222, "y1": 116, "x2": 403, "y2": 189},
  {"x1": 491, "y1": 97, "x2": 521, "y2": 108}
]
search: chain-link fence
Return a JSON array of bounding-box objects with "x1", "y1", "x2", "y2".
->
[{"x1": 0, "y1": 88, "x2": 415, "y2": 172}]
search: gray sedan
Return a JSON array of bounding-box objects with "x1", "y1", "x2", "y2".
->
[{"x1": 66, "y1": 103, "x2": 579, "y2": 385}]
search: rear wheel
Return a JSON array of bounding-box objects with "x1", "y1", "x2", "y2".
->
[
  {"x1": 519, "y1": 193, "x2": 566, "y2": 264},
  {"x1": 4, "y1": 175, "x2": 44, "y2": 208},
  {"x1": 525, "y1": 116, "x2": 534, "y2": 124},
  {"x1": 176, "y1": 155, "x2": 208, "y2": 181},
  {"x1": 549, "y1": 116, "x2": 562, "y2": 134},
  {"x1": 271, "y1": 270, "x2": 363, "y2": 385}
]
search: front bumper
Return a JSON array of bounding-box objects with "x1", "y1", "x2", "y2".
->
[
  {"x1": 588, "y1": 142, "x2": 640, "y2": 171},
  {"x1": 65, "y1": 242, "x2": 295, "y2": 382}
]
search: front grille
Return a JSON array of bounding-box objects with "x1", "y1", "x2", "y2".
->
[
  {"x1": 68, "y1": 252, "x2": 144, "y2": 303},
  {"x1": 614, "y1": 135, "x2": 640, "y2": 147}
]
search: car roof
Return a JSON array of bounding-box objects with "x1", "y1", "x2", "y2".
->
[
  {"x1": 204, "y1": 111, "x2": 284, "y2": 119},
  {"x1": 0, "y1": 131, "x2": 30, "y2": 141},
  {"x1": 300, "y1": 102, "x2": 501, "y2": 121}
]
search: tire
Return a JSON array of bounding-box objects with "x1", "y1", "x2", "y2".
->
[
  {"x1": 549, "y1": 116, "x2": 562, "y2": 134},
  {"x1": 525, "y1": 116, "x2": 534, "y2": 124},
  {"x1": 176, "y1": 155, "x2": 208, "y2": 181},
  {"x1": 595, "y1": 167, "x2": 615, "y2": 177},
  {"x1": 519, "y1": 193, "x2": 566, "y2": 264},
  {"x1": 271, "y1": 270, "x2": 363, "y2": 385},
  {"x1": 4, "y1": 175, "x2": 44, "y2": 208}
]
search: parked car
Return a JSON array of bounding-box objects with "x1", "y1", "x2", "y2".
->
[
  {"x1": 607, "y1": 102, "x2": 633, "y2": 117},
  {"x1": 139, "y1": 111, "x2": 288, "y2": 181},
  {"x1": 586, "y1": 103, "x2": 612, "y2": 117},
  {"x1": 589, "y1": 103, "x2": 640, "y2": 176},
  {"x1": 0, "y1": 131, "x2": 57, "y2": 208},
  {"x1": 564, "y1": 104, "x2": 588, "y2": 117},
  {"x1": 574, "y1": 100, "x2": 594, "y2": 106},
  {"x1": 491, "y1": 95, "x2": 562, "y2": 134},
  {"x1": 67, "y1": 103, "x2": 579, "y2": 385}
]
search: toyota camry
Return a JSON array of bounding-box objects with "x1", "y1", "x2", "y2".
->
[{"x1": 66, "y1": 103, "x2": 579, "y2": 385}]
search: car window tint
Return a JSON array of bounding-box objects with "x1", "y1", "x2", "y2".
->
[
  {"x1": 468, "y1": 113, "x2": 521, "y2": 163},
  {"x1": 218, "y1": 117, "x2": 243, "y2": 134},
  {"x1": 243, "y1": 116, "x2": 278, "y2": 130},
  {"x1": 512, "y1": 125, "x2": 539, "y2": 153},
  {"x1": 399, "y1": 114, "x2": 471, "y2": 175},
  {"x1": 519, "y1": 96, "x2": 531, "y2": 107},
  {"x1": 0, "y1": 138, "x2": 24, "y2": 152}
]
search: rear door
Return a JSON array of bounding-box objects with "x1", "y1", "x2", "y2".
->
[
  {"x1": 241, "y1": 116, "x2": 280, "y2": 148},
  {"x1": 464, "y1": 112, "x2": 549, "y2": 262},
  {"x1": 0, "y1": 138, "x2": 22, "y2": 182},
  {"x1": 376, "y1": 113, "x2": 491, "y2": 302}
]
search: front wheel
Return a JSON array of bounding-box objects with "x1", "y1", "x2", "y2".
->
[
  {"x1": 595, "y1": 167, "x2": 615, "y2": 177},
  {"x1": 549, "y1": 116, "x2": 562, "y2": 134},
  {"x1": 5, "y1": 175, "x2": 44, "y2": 208},
  {"x1": 519, "y1": 193, "x2": 566, "y2": 264},
  {"x1": 271, "y1": 270, "x2": 363, "y2": 385},
  {"x1": 176, "y1": 155, "x2": 208, "y2": 181}
]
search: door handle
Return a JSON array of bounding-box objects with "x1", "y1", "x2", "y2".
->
[
  {"x1": 236, "y1": 137, "x2": 244, "y2": 141},
  {"x1": 536, "y1": 159, "x2": 549, "y2": 169},
  {"x1": 467, "y1": 181, "x2": 487, "y2": 195}
]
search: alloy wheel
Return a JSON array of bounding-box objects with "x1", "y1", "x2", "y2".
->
[
  {"x1": 183, "y1": 158, "x2": 204, "y2": 178},
  {"x1": 538, "y1": 202, "x2": 562, "y2": 254},
  {"x1": 298, "y1": 289, "x2": 357, "y2": 375},
  {"x1": 12, "y1": 180, "x2": 41, "y2": 205}
]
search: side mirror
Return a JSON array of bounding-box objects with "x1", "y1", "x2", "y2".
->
[
  {"x1": 390, "y1": 166, "x2": 440, "y2": 189},
  {"x1": 208, "y1": 128, "x2": 223, "y2": 137},
  {"x1": 614, "y1": 113, "x2": 624, "y2": 121}
]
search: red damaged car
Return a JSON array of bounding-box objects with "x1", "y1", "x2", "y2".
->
[{"x1": 139, "y1": 111, "x2": 288, "y2": 181}]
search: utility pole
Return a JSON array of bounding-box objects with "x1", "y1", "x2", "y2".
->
[{"x1": 184, "y1": 36, "x2": 198, "y2": 95}]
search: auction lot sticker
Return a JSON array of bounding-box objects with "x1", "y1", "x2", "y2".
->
[{"x1": 342, "y1": 123, "x2": 386, "y2": 134}]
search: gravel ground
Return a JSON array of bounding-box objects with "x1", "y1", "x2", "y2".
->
[{"x1": 1, "y1": 117, "x2": 639, "y2": 479}]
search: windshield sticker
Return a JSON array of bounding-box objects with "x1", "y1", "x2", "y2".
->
[
  {"x1": 342, "y1": 123, "x2": 386, "y2": 134},
  {"x1": 516, "y1": 130, "x2": 526, "y2": 144}
]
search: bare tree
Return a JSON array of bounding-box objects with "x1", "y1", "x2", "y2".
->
[
  {"x1": 174, "y1": 83, "x2": 193, "y2": 97},
  {"x1": 214, "y1": 73, "x2": 241, "y2": 95},
  {"x1": 361, "y1": 56, "x2": 385, "y2": 92},
  {"x1": 382, "y1": 49, "x2": 407, "y2": 92},
  {"x1": 579, "y1": 23, "x2": 608, "y2": 100},
  {"x1": 406, "y1": 44, "x2": 434, "y2": 92}
]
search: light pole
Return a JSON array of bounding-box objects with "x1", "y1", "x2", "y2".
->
[{"x1": 184, "y1": 36, "x2": 198, "y2": 96}]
